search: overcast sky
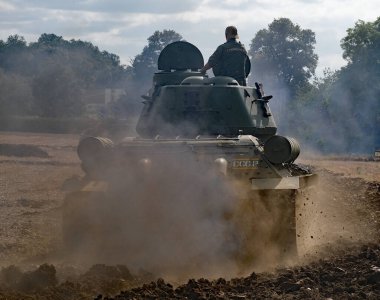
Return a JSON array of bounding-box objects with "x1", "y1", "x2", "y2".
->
[{"x1": 0, "y1": 0, "x2": 378, "y2": 76}]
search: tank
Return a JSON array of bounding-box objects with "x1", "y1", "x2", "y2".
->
[{"x1": 63, "y1": 41, "x2": 317, "y2": 271}]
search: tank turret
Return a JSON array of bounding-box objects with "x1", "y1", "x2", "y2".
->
[{"x1": 137, "y1": 41, "x2": 277, "y2": 141}]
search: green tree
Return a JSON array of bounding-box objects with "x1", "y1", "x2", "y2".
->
[
  {"x1": 291, "y1": 69, "x2": 338, "y2": 152},
  {"x1": 5, "y1": 34, "x2": 27, "y2": 48},
  {"x1": 37, "y1": 33, "x2": 67, "y2": 47},
  {"x1": 0, "y1": 69, "x2": 34, "y2": 116},
  {"x1": 341, "y1": 17, "x2": 380, "y2": 67},
  {"x1": 337, "y1": 17, "x2": 380, "y2": 151},
  {"x1": 0, "y1": 33, "x2": 137, "y2": 119},
  {"x1": 293, "y1": 18, "x2": 380, "y2": 153},
  {"x1": 0, "y1": 35, "x2": 29, "y2": 72},
  {"x1": 32, "y1": 65, "x2": 84, "y2": 117},
  {"x1": 249, "y1": 18, "x2": 318, "y2": 97}
]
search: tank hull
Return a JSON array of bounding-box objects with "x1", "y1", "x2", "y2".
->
[{"x1": 63, "y1": 135, "x2": 316, "y2": 270}]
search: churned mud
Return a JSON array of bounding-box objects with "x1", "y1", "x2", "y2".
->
[{"x1": 0, "y1": 132, "x2": 379, "y2": 299}]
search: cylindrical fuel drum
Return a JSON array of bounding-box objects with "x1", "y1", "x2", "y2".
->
[
  {"x1": 77, "y1": 137, "x2": 114, "y2": 176},
  {"x1": 77, "y1": 136, "x2": 114, "y2": 162},
  {"x1": 264, "y1": 135, "x2": 300, "y2": 164}
]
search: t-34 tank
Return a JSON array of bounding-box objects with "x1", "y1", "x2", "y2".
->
[{"x1": 63, "y1": 41, "x2": 316, "y2": 271}]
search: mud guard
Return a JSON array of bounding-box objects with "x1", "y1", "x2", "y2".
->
[{"x1": 251, "y1": 174, "x2": 318, "y2": 190}]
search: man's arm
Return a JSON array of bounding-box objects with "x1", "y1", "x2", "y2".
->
[
  {"x1": 200, "y1": 45, "x2": 224, "y2": 74},
  {"x1": 200, "y1": 62, "x2": 211, "y2": 74}
]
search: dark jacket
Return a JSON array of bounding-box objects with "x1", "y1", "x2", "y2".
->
[{"x1": 208, "y1": 38, "x2": 248, "y2": 85}]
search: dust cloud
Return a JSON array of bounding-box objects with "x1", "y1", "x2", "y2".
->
[
  {"x1": 60, "y1": 146, "x2": 300, "y2": 281},
  {"x1": 296, "y1": 169, "x2": 379, "y2": 263},
  {"x1": 248, "y1": 66, "x2": 379, "y2": 155},
  {"x1": 62, "y1": 151, "x2": 238, "y2": 280}
]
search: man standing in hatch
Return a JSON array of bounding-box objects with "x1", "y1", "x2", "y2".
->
[{"x1": 200, "y1": 26, "x2": 249, "y2": 86}]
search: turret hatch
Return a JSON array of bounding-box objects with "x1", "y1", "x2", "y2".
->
[{"x1": 158, "y1": 41, "x2": 204, "y2": 71}]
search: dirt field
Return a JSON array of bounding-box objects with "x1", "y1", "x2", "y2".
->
[{"x1": 0, "y1": 131, "x2": 379, "y2": 299}]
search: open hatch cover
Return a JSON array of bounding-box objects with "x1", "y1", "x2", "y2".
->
[{"x1": 158, "y1": 41, "x2": 204, "y2": 71}]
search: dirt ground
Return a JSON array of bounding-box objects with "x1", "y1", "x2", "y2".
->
[{"x1": 0, "y1": 131, "x2": 379, "y2": 299}]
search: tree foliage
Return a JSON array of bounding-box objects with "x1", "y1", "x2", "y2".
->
[
  {"x1": 293, "y1": 17, "x2": 380, "y2": 153},
  {"x1": 32, "y1": 66, "x2": 84, "y2": 117},
  {"x1": 0, "y1": 33, "x2": 131, "y2": 117},
  {"x1": 0, "y1": 69, "x2": 34, "y2": 116},
  {"x1": 341, "y1": 17, "x2": 380, "y2": 66},
  {"x1": 0, "y1": 30, "x2": 183, "y2": 119},
  {"x1": 249, "y1": 18, "x2": 318, "y2": 97},
  {"x1": 336, "y1": 17, "x2": 380, "y2": 152}
]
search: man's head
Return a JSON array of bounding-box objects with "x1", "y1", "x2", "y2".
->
[{"x1": 225, "y1": 26, "x2": 239, "y2": 40}]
